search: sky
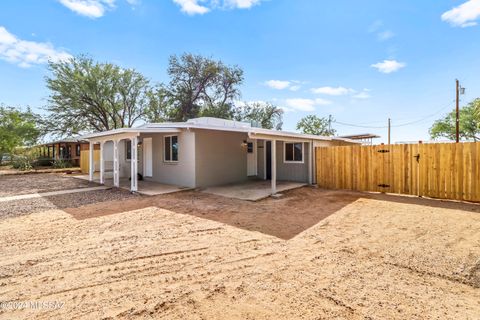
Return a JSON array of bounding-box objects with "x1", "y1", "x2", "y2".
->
[{"x1": 1, "y1": 0, "x2": 480, "y2": 143}]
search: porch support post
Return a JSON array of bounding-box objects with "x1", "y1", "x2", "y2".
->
[
  {"x1": 113, "y1": 139, "x2": 120, "y2": 188},
  {"x1": 99, "y1": 141, "x2": 105, "y2": 185},
  {"x1": 130, "y1": 136, "x2": 138, "y2": 192},
  {"x1": 308, "y1": 140, "x2": 313, "y2": 184},
  {"x1": 271, "y1": 139, "x2": 277, "y2": 195},
  {"x1": 88, "y1": 141, "x2": 94, "y2": 182}
]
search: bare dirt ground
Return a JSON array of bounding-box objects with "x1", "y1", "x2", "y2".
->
[
  {"x1": 0, "y1": 173, "x2": 94, "y2": 197},
  {"x1": 1, "y1": 174, "x2": 480, "y2": 319}
]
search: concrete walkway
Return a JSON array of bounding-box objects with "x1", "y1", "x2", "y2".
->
[
  {"x1": 0, "y1": 186, "x2": 110, "y2": 202},
  {"x1": 203, "y1": 180, "x2": 307, "y2": 201}
]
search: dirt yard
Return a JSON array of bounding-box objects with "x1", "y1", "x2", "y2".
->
[{"x1": 1, "y1": 174, "x2": 480, "y2": 319}]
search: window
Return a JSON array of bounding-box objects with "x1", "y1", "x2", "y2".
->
[
  {"x1": 284, "y1": 142, "x2": 303, "y2": 163},
  {"x1": 164, "y1": 135, "x2": 178, "y2": 162},
  {"x1": 247, "y1": 142, "x2": 254, "y2": 153},
  {"x1": 125, "y1": 140, "x2": 131, "y2": 160},
  {"x1": 76, "y1": 144, "x2": 81, "y2": 157}
]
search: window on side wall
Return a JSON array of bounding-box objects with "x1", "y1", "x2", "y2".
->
[
  {"x1": 125, "y1": 140, "x2": 131, "y2": 160},
  {"x1": 164, "y1": 135, "x2": 178, "y2": 162},
  {"x1": 284, "y1": 142, "x2": 303, "y2": 163},
  {"x1": 76, "y1": 144, "x2": 81, "y2": 157}
]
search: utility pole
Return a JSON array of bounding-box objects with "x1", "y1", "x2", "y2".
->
[
  {"x1": 388, "y1": 118, "x2": 391, "y2": 145},
  {"x1": 456, "y1": 79, "x2": 460, "y2": 143}
]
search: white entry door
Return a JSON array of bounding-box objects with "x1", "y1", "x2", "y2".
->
[
  {"x1": 247, "y1": 139, "x2": 256, "y2": 176},
  {"x1": 143, "y1": 137, "x2": 153, "y2": 177}
]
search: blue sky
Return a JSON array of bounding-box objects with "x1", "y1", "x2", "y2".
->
[{"x1": 1, "y1": 0, "x2": 480, "y2": 143}]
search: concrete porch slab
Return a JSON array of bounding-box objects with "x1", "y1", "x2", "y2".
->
[
  {"x1": 73, "y1": 174, "x2": 190, "y2": 196},
  {"x1": 202, "y1": 180, "x2": 307, "y2": 201}
]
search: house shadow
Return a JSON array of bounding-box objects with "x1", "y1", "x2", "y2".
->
[{"x1": 47, "y1": 186, "x2": 480, "y2": 240}]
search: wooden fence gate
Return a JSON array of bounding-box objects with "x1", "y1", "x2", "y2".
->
[{"x1": 316, "y1": 142, "x2": 480, "y2": 202}]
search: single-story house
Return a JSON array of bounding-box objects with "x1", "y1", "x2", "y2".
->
[{"x1": 81, "y1": 117, "x2": 358, "y2": 195}]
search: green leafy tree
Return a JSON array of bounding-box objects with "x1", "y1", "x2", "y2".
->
[
  {"x1": 167, "y1": 53, "x2": 243, "y2": 121},
  {"x1": 45, "y1": 55, "x2": 150, "y2": 136},
  {"x1": 430, "y1": 99, "x2": 480, "y2": 141},
  {"x1": 233, "y1": 102, "x2": 283, "y2": 130},
  {"x1": 296, "y1": 115, "x2": 336, "y2": 136},
  {"x1": 144, "y1": 84, "x2": 176, "y2": 122},
  {"x1": 0, "y1": 105, "x2": 41, "y2": 165}
]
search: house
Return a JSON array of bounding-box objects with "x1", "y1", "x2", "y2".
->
[
  {"x1": 338, "y1": 133, "x2": 380, "y2": 145},
  {"x1": 81, "y1": 117, "x2": 358, "y2": 195},
  {"x1": 36, "y1": 138, "x2": 91, "y2": 167}
]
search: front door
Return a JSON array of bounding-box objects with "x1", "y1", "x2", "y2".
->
[
  {"x1": 247, "y1": 140, "x2": 256, "y2": 176},
  {"x1": 143, "y1": 137, "x2": 153, "y2": 177},
  {"x1": 266, "y1": 141, "x2": 272, "y2": 180}
]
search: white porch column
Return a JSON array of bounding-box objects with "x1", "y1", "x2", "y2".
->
[
  {"x1": 271, "y1": 140, "x2": 277, "y2": 195},
  {"x1": 99, "y1": 141, "x2": 105, "y2": 185},
  {"x1": 130, "y1": 136, "x2": 138, "y2": 192},
  {"x1": 88, "y1": 141, "x2": 94, "y2": 182},
  {"x1": 113, "y1": 139, "x2": 120, "y2": 188}
]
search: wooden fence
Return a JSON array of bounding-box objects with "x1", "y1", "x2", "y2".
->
[
  {"x1": 316, "y1": 142, "x2": 480, "y2": 202},
  {"x1": 80, "y1": 150, "x2": 100, "y2": 174}
]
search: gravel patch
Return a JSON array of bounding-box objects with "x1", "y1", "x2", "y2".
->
[
  {"x1": 0, "y1": 173, "x2": 94, "y2": 197},
  {"x1": 0, "y1": 188, "x2": 140, "y2": 220}
]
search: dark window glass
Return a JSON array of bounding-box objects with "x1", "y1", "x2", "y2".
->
[
  {"x1": 172, "y1": 136, "x2": 178, "y2": 161},
  {"x1": 76, "y1": 144, "x2": 81, "y2": 157},
  {"x1": 247, "y1": 142, "x2": 253, "y2": 153},
  {"x1": 126, "y1": 141, "x2": 132, "y2": 160},
  {"x1": 294, "y1": 143, "x2": 303, "y2": 161},
  {"x1": 285, "y1": 143, "x2": 294, "y2": 161},
  {"x1": 164, "y1": 136, "x2": 171, "y2": 161}
]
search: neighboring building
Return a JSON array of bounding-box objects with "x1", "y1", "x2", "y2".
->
[
  {"x1": 82, "y1": 117, "x2": 359, "y2": 194},
  {"x1": 339, "y1": 133, "x2": 380, "y2": 145},
  {"x1": 36, "y1": 138, "x2": 90, "y2": 167}
]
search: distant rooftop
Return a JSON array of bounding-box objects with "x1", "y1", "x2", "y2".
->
[{"x1": 339, "y1": 133, "x2": 381, "y2": 140}]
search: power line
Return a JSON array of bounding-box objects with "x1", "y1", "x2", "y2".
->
[{"x1": 334, "y1": 102, "x2": 455, "y2": 129}]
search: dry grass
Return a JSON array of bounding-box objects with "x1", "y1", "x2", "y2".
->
[{"x1": 1, "y1": 182, "x2": 480, "y2": 319}]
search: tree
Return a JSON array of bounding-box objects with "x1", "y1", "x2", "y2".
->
[
  {"x1": 45, "y1": 55, "x2": 150, "y2": 136},
  {"x1": 167, "y1": 53, "x2": 243, "y2": 121},
  {"x1": 430, "y1": 99, "x2": 480, "y2": 141},
  {"x1": 233, "y1": 102, "x2": 283, "y2": 130},
  {"x1": 0, "y1": 105, "x2": 41, "y2": 165},
  {"x1": 296, "y1": 115, "x2": 336, "y2": 136},
  {"x1": 144, "y1": 84, "x2": 175, "y2": 123}
]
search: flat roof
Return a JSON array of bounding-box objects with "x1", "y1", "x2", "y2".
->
[{"x1": 81, "y1": 117, "x2": 360, "y2": 144}]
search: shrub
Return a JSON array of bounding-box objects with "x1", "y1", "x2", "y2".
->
[
  {"x1": 52, "y1": 159, "x2": 72, "y2": 169},
  {"x1": 12, "y1": 155, "x2": 34, "y2": 171}
]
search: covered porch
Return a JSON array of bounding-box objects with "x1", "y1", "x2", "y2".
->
[
  {"x1": 75, "y1": 173, "x2": 189, "y2": 196},
  {"x1": 85, "y1": 128, "x2": 182, "y2": 194}
]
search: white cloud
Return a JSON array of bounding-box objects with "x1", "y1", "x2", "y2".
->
[
  {"x1": 224, "y1": 0, "x2": 261, "y2": 9},
  {"x1": 58, "y1": 0, "x2": 116, "y2": 18},
  {"x1": 289, "y1": 85, "x2": 301, "y2": 91},
  {"x1": 0, "y1": 26, "x2": 72, "y2": 68},
  {"x1": 311, "y1": 86, "x2": 354, "y2": 96},
  {"x1": 371, "y1": 59, "x2": 406, "y2": 74},
  {"x1": 377, "y1": 30, "x2": 394, "y2": 41},
  {"x1": 441, "y1": 0, "x2": 480, "y2": 27},
  {"x1": 265, "y1": 80, "x2": 291, "y2": 90},
  {"x1": 285, "y1": 98, "x2": 331, "y2": 112},
  {"x1": 352, "y1": 90, "x2": 371, "y2": 99},
  {"x1": 173, "y1": 0, "x2": 210, "y2": 15},
  {"x1": 173, "y1": 0, "x2": 263, "y2": 15}
]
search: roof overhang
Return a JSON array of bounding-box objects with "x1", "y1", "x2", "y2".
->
[{"x1": 81, "y1": 128, "x2": 181, "y2": 143}]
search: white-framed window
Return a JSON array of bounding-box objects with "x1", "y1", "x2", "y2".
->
[
  {"x1": 164, "y1": 135, "x2": 179, "y2": 162},
  {"x1": 284, "y1": 142, "x2": 304, "y2": 163}
]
